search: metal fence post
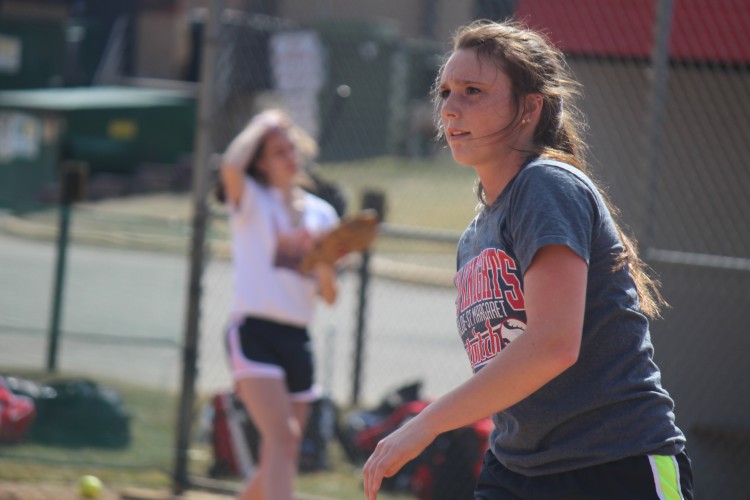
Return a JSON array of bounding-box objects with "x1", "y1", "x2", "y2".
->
[
  {"x1": 643, "y1": 0, "x2": 674, "y2": 249},
  {"x1": 46, "y1": 160, "x2": 87, "y2": 373},
  {"x1": 351, "y1": 190, "x2": 386, "y2": 407},
  {"x1": 173, "y1": 0, "x2": 222, "y2": 494}
]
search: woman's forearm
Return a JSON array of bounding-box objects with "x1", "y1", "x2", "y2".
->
[
  {"x1": 415, "y1": 329, "x2": 577, "y2": 437},
  {"x1": 314, "y1": 262, "x2": 338, "y2": 304}
]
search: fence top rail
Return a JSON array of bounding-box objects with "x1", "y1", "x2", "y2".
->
[
  {"x1": 379, "y1": 223, "x2": 461, "y2": 243},
  {"x1": 646, "y1": 248, "x2": 750, "y2": 272}
]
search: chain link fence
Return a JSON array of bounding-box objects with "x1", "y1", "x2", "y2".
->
[
  {"x1": 0, "y1": 1, "x2": 748, "y2": 498},
  {"x1": 187, "y1": 2, "x2": 750, "y2": 498}
]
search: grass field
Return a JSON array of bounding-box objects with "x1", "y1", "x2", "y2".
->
[
  {"x1": 316, "y1": 153, "x2": 479, "y2": 230},
  {"x1": 57, "y1": 153, "x2": 480, "y2": 232},
  {"x1": 0, "y1": 369, "x2": 416, "y2": 499}
]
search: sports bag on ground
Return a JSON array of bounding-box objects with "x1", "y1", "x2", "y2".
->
[
  {"x1": 0, "y1": 375, "x2": 37, "y2": 445},
  {"x1": 209, "y1": 390, "x2": 337, "y2": 479},
  {"x1": 29, "y1": 378, "x2": 131, "y2": 448}
]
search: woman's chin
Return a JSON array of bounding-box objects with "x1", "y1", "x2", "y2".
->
[{"x1": 450, "y1": 151, "x2": 476, "y2": 167}]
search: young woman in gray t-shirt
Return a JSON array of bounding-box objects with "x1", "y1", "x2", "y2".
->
[{"x1": 363, "y1": 20, "x2": 692, "y2": 500}]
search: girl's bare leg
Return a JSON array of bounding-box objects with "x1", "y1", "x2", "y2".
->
[{"x1": 235, "y1": 377, "x2": 303, "y2": 500}]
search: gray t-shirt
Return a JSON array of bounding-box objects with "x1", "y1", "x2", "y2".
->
[{"x1": 455, "y1": 158, "x2": 685, "y2": 476}]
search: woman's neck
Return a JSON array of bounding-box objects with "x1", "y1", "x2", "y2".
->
[
  {"x1": 280, "y1": 184, "x2": 294, "y2": 202},
  {"x1": 283, "y1": 185, "x2": 304, "y2": 226},
  {"x1": 475, "y1": 153, "x2": 531, "y2": 204}
]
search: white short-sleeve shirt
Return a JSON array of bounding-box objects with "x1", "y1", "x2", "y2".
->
[{"x1": 228, "y1": 177, "x2": 339, "y2": 326}]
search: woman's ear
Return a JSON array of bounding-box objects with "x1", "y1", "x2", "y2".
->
[{"x1": 522, "y1": 93, "x2": 544, "y2": 124}]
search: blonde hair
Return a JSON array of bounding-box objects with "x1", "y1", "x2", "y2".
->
[{"x1": 435, "y1": 20, "x2": 666, "y2": 318}]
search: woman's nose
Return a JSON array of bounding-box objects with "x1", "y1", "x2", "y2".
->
[{"x1": 441, "y1": 97, "x2": 458, "y2": 119}]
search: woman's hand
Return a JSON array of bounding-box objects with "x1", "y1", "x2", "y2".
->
[
  {"x1": 274, "y1": 228, "x2": 315, "y2": 269},
  {"x1": 278, "y1": 227, "x2": 315, "y2": 254},
  {"x1": 362, "y1": 418, "x2": 436, "y2": 500}
]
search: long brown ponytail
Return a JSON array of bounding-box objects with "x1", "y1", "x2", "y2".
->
[{"x1": 436, "y1": 20, "x2": 666, "y2": 317}]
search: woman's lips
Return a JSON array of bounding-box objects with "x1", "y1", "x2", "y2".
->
[{"x1": 446, "y1": 128, "x2": 470, "y2": 142}]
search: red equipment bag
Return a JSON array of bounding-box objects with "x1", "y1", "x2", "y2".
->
[
  {"x1": 337, "y1": 381, "x2": 493, "y2": 499},
  {"x1": 409, "y1": 417, "x2": 493, "y2": 500},
  {"x1": 209, "y1": 390, "x2": 336, "y2": 479},
  {"x1": 209, "y1": 391, "x2": 256, "y2": 479},
  {"x1": 0, "y1": 376, "x2": 36, "y2": 444}
]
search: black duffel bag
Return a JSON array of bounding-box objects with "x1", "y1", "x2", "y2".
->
[{"x1": 29, "y1": 378, "x2": 131, "y2": 448}]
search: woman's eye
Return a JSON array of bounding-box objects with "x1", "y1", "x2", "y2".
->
[
  {"x1": 467, "y1": 87, "x2": 480, "y2": 95},
  {"x1": 439, "y1": 89, "x2": 450, "y2": 99}
]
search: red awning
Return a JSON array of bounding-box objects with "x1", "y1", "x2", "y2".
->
[{"x1": 516, "y1": 0, "x2": 750, "y2": 64}]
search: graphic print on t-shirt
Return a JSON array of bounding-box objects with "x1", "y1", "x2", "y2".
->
[
  {"x1": 270, "y1": 206, "x2": 310, "y2": 272},
  {"x1": 455, "y1": 248, "x2": 527, "y2": 373}
]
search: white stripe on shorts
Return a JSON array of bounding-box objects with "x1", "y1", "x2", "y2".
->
[{"x1": 227, "y1": 321, "x2": 285, "y2": 381}]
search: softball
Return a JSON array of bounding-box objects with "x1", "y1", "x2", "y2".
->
[{"x1": 78, "y1": 475, "x2": 103, "y2": 498}]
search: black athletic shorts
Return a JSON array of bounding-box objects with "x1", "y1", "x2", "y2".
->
[
  {"x1": 474, "y1": 448, "x2": 693, "y2": 499},
  {"x1": 226, "y1": 316, "x2": 319, "y2": 402}
]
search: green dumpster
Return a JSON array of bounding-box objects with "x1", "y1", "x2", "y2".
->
[
  {"x1": 0, "y1": 86, "x2": 196, "y2": 210},
  {"x1": 0, "y1": 108, "x2": 60, "y2": 212}
]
